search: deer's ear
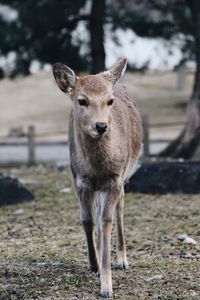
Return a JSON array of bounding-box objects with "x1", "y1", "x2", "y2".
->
[
  {"x1": 107, "y1": 58, "x2": 127, "y2": 85},
  {"x1": 53, "y1": 63, "x2": 76, "y2": 93}
]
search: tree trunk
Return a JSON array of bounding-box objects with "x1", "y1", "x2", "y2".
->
[
  {"x1": 160, "y1": 0, "x2": 200, "y2": 160},
  {"x1": 89, "y1": 0, "x2": 106, "y2": 74}
]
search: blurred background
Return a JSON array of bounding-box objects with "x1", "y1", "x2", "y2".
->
[
  {"x1": 0, "y1": 0, "x2": 200, "y2": 165},
  {"x1": 1, "y1": 3, "x2": 200, "y2": 298}
]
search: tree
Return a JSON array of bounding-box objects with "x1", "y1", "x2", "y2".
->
[
  {"x1": 2, "y1": 0, "x2": 200, "y2": 165},
  {"x1": 0, "y1": 0, "x2": 88, "y2": 76},
  {"x1": 0, "y1": 0, "x2": 102, "y2": 77},
  {"x1": 108, "y1": 0, "x2": 200, "y2": 159},
  {"x1": 0, "y1": 0, "x2": 108, "y2": 76},
  {"x1": 89, "y1": 0, "x2": 106, "y2": 74},
  {"x1": 158, "y1": 0, "x2": 200, "y2": 159}
]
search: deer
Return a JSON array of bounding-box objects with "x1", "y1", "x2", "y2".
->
[{"x1": 53, "y1": 58, "x2": 142, "y2": 298}]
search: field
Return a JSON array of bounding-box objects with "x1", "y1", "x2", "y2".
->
[
  {"x1": 0, "y1": 167, "x2": 200, "y2": 300},
  {"x1": 0, "y1": 70, "x2": 194, "y2": 140},
  {"x1": 0, "y1": 69, "x2": 198, "y2": 299}
]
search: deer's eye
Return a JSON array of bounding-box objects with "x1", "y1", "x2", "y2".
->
[
  {"x1": 78, "y1": 99, "x2": 88, "y2": 107},
  {"x1": 107, "y1": 98, "x2": 114, "y2": 106}
]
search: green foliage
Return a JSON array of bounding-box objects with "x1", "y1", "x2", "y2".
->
[
  {"x1": 108, "y1": 0, "x2": 195, "y2": 61},
  {"x1": 0, "y1": 0, "x2": 88, "y2": 77},
  {"x1": 0, "y1": 0, "x2": 197, "y2": 77}
]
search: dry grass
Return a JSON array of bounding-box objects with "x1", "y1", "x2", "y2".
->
[
  {"x1": 126, "y1": 71, "x2": 193, "y2": 140},
  {"x1": 0, "y1": 166, "x2": 200, "y2": 299},
  {"x1": 0, "y1": 71, "x2": 194, "y2": 140},
  {"x1": 0, "y1": 72, "x2": 72, "y2": 137}
]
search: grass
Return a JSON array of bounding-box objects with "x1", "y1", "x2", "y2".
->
[{"x1": 0, "y1": 166, "x2": 200, "y2": 299}]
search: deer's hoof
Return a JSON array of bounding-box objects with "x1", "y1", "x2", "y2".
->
[
  {"x1": 99, "y1": 291, "x2": 113, "y2": 298},
  {"x1": 115, "y1": 263, "x2": 129, "y2": 270},
  {"x1": 91, "y1": 270, "x2": 100, "y2": 278},
  {"x1": 90, "y1": 265, "x2": 99, "y2": 273}
]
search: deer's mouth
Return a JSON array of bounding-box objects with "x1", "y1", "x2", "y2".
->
[
  {"x1": 82, "y1": 123, "x2": 109, "y2": 139},
  {"x1": 89, "y1": 129, "x2": 108, "y2": 139}
]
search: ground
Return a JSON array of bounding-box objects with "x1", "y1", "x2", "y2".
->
[
  {"x1": 0, "y1": 71, "x2": 194, "y2": 141},
  {"x1": 0, "y1": 167, "x2": 200, "y2": 300}
]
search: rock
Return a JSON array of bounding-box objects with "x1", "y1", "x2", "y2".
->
[
  {"x1": 0, "y1": 174, "x2": 34, "y2": 206},
  {"x1": 183, "y1": 237, "x2": 197, "y2": 245},
  {"x1": 183, "y1": 253, "x2": 193, "y2": 259},
  {"x1": 13, "y1": 208, "x2": 25, "y2": 215},
  {"x1": 144, "y1": 274, "x2": 163, "y2": 282},
  {"x1": 177, "y1": 234, "x2": 197, "y2": 245},
  {"x1": 177, "y1": 234, "x2": 188, "y2": 241},
  {"x1": 125, "y1": 161, "x2": 200, "y2": 194},
  {"x1": 60, "y1": 187, "x2": 71, "y2": 193}
]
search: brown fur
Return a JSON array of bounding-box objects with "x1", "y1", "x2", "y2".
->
[{"x1": 53, "y1": 58, "x2": 143, "y2": 298}]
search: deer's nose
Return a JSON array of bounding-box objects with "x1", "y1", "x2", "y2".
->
[{"x1": 96, "y1": 122, "x2": 107, "y2": 134}]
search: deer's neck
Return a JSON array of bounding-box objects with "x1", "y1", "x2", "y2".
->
[
  {"x1": 74, "y1": 123, "x2": 115, "y2": 173},
  {"x1": 80, "y1": 129, "x2": 110, "y2": 160}
]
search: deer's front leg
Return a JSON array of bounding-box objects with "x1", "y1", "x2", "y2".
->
[
  {"x1": 96, "y1": 194, "x2": 102, "y2": 273},
  {"x1": 99, "y1": 192, "x2": 117, "y2": 298},
  {"x1": 77, "y1": 180, "x2": 98, "y2": 272},
  {"x1": 115, "y1": 188, "x2": 128, "y2": 270}
]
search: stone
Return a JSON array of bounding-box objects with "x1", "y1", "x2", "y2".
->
[
  {"x1": 177, "y1": 234, "x2": 197, "y2": 245},
  {"x1": 144, "y1": 274, "x2": 163, "y2": 282},
  {"x1": 60, "y1": 187, "x2": 71, "y2": 193},
  {"x1": 177, "y1": 234, "x2": 188, "y2": 241},
  {"x1": 183, "y1": 237, "x2": 197, "y2": 245},
  {"x1": 13, "y1": 208, "x2": 25, "y2": 215},
  {"x1": 0, "y1": 174, "x2": 34, "y2": 206},
  {"x1": 125, "y1": 161, "x2": 200, "y2": 194}
]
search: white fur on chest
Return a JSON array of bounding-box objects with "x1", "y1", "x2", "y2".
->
[{"x1": 76, "y1": 176, "x2": 87, "y2": 189}]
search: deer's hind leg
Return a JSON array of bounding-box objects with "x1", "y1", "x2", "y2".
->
[{"x1": 115, "y1": 188, "x2": 128, "y2": 270}]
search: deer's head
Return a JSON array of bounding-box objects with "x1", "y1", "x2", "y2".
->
[{"x1": 53, "y1": 58, "x2": 127, "y2": 139}]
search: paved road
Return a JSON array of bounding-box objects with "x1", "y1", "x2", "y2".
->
[
  {"x1": 0, "y1": 142, "x2": 168, "y2": 165},
  {"x1": 0, "y1": 144, "x2": 70, "y2": 164}
]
